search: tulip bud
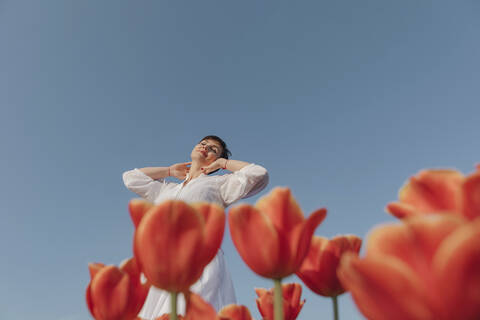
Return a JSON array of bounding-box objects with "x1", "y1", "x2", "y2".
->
[
  {"x1": 255, "y1": 283, "x2": 305, "y2": 320},
  {"x1": 86, "y1": 258, "x2": 150, "y2": 320}
]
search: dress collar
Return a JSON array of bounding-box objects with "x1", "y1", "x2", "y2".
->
[{"x1": 182, "y1": 172, "x2": 206, "y2": 186}]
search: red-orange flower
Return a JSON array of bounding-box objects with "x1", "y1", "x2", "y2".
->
[
  {"x1": 86, "y1": 258, "x2": 150, "y2": 320},
  {"x1": 184, "y1": 291, "x2": 217, "y2": 320},
  {"x1": 130, "y1": 199, "x2": 225, "y2": 292},
  {"x1": 255, "y1": 283, "x2": 305, "y2": 320},
  {"x1": 386, "y1": 165, "x2": 480, "y2": 220},
  {"x1": 183, "y1": 292, "x2": 254, "y2": 320},
  {"x1": 338, "y1": 215, "x2": 480, "y2": 320},
  {"x1": 296, "y1": 235, "x2": 362, "y2": 297},
  {"x1": 155, "y1": 315, "x2": 185, "y2": 320},
  {"x1": 229, "y1": 187, "x2": 326, "y2": 278},
  {"x1": 218, "y1": 305, "x2": 254, "y2": 320}
]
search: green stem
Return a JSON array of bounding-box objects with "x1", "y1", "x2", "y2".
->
[
  {"x1": 332, "y1": 295, "x2": 339, "y2": 320},
  {"x1": 170, "y1": 291, "x2": 178, "y2": 320},
  {"x1": 273, "y1": 278, "x2": 283, "y2": 320}
]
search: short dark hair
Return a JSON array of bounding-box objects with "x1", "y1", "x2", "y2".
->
[{"x1": 200, "y1": 135, "x2": 231, "y2": 159}]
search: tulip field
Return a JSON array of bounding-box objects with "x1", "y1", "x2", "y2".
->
[{"x1": 86, "y1": 165, "x2": 480, "y2": 320}]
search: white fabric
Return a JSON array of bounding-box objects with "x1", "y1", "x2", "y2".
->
[{"x1": 122, "y1": 164, "x2": 269, "y2": 319}]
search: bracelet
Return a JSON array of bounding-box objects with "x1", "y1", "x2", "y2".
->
[{"x1": 223, "y1": 159, "x2": 228, "y2": 170}]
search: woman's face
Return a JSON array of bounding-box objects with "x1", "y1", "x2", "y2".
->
[{"x1": 191, "y1": 139, "x2": 223, "y2": 164}]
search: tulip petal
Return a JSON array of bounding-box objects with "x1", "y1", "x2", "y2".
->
[
  {"x1": 297, "y1": 236, "x2": 344, "y2": 296},
  {"x1": 255, "y1": 289, "x2": 273, "y2": 320},
  {"x1": 85, "y1": 283, "x2": 95, "y2": 318},
  {"x1": 255, "y1": 283, "x2": 304, "y2": 320},
  {"x1": 282, "y1": 283, "x2": 302, "y2": 304},
  {"x1": 191, "y1": 202, "x2": 226, "y2": 266},
  {"x1": 254, "y1": 288, "x2": 268, "y2": 297},
  {"x1": 255, "y1": 187, "x2": 304, "y2": 234},
  {"x1": 338, "y1": 253, "x2": 434, "y2": 320},
  {"x1": 386, "y1": 202, "x2": 420, "y2": 219},
  {"x1": 290, "y1": 208, "x2": 326, "y2": 273},
  {"x1": 135, "y1": 200, "x2": 205, "y2": 291},
  {"x1": 88, "y1": 262, "x2": 105, "y2": 279},
  {"x1": 298, "y1": 235, "x2": 361, "y2": 297},
  {"x1": 334, "y1": 235, "x2": 362, "y2": 254},
  {"x1": 282, "y1": 283, "x2": 304, "y2": 320},
  {"x1": 155, "y1": 315, "x2": 185, "y2": 320},
  {"x1": 398, "y1": 170, "x2": 464, "y2": 214},
  {"x1": 366, "y1": 216, "x2": 463, "y2": 277},
  {"x1": 129, "y1": 200, "x2": 155, "y2": 268},
  {"x1": 87, "y1": 260, "x2": 150, "y2": 320},
  {"x1": 407, "y1": 215, "x2": 465, "y2": 264},
  {"x1": 129, "y1": 199, "x2": 154, "y2": 228},
  {"x1": 463, "y1": 171, "x2": 480, "y2": 220},
  {"x1": 119, "y1": 258, "x2": 151, "y2": 318},
  {"x1": 289, "y1": 301, "x2": 305, "y2": 320},
  {"x1": 184, "y1": 292, "x2": 217, "y2": 320},
  {"x1": 119, "y1": 257, "x2": 140, "y2": 276},
  {"x1": 433, "y1": 219, "x2": 480, "y2": 319},
  {"x1": 229, "y1": 204, "x2": 280, "y2": 278},
  {"x1": 90, "y1": 266, "x2": 131, "y2": 320},
  {"x1": 218, "y1": 304, "x2": 254, "y2": 320}
]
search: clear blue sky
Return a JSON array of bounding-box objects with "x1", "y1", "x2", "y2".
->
[{"x1": 1, "y1": 1, "x2": 479, "y2": 319}]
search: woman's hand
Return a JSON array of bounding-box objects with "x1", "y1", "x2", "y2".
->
[
  {"x1": 169, "y1": 162, "x2": 191, "y2": 180},
  {"x1": 201, "y1": 158, "x2": 228, "y2": 174}
]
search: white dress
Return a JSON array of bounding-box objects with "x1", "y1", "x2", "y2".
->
[{"x1": 122, "y1": 164, "x2": 269, "y2": 319}]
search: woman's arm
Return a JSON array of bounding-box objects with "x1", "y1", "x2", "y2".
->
[
  {"x1": 138, "y1": 167, "x2": 169, "y2": 180},
  {"x1": 139, "y1": 162, "x2": 191, "y2": 180},
  {"x1": 201, "y1": 159, "x2": 249, "y2": 174},
  {"x1": 218, "y1": 162, "x2": 269, "y2": 206}
]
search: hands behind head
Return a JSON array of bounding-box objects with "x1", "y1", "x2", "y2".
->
[
  {"x1": 170, "y1": 158, "x2": 227, "y2": 180},
  {"x1": 169, "y1": 162, "x2": 191, "y2": 180},
  {"x1": 201, "y1": 158, "x2": 227, "y2": 175}
]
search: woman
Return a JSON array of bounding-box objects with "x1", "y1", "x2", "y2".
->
[{"x1": 122, "y1": 135, "x2": 269, "y2": 319}]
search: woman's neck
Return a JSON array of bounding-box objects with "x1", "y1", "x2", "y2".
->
[{"x1": 187, "y1": 161, "x2": 205, "y2": 180}]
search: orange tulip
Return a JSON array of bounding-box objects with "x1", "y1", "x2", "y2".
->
[
  {"x1": 182, "y1": 292, "x2": 255, "y2": 320},
  {"x1": 130, "y1": 199, "x2": 225, "y2": 292},
  {"x1": 229, "y1": 187, "x2": 326, "y2": 279},
  {"x1": 255, "y1": 283, "x2": 305, "y2": 320},
  {"x1": 338, "y1": 215, "x2": 480, "y2": 320},
  {"x1": 155, "y1": 315, "x2": 184, "y2": 320},
  {"x1": 129, "y1": 199, "x2": 154, "y2": 228},
  {"x1": 296, "y1": 235, "x2": 362, "y2": 297},
  {"x1": 184, "y1": 291, "x2": 217, "y2": 320},
  {"x1": 386, "y1": 165, "x2": 480, "y2": 220},
  {"x1": 86, "y1": 258, "x2": 150, "y2": 320},
  {"x1": 218, "y1": 305, "x2": 254, "y2": 320}
]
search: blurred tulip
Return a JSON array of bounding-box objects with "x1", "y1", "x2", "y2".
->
[
  {"x1": 386, "y1": 165, "x2": 480, "y2": 220},
  {"x1": 86, "y1": 258, "x2": 150, "y2": 320},
  {"x1": 129, "y1": 199, "x2": 154, "y2": 228},
  {"x1": 131, "y1": 200, "x2": 225, "y2": 292},
  {"x1": 218, "y1": 304, "x2": 254, "y2": 320},
  {"x1": 155, "y1": 315, "x2": 184, "y2": 320},
  {"x1": 182, "y1": 292, "x2": 255, "y2": 320},
  {"x1": 297, "y1": 235, "x2": 362, "y2": 297},
  {"x1": 338, "y1": 215, "x2": 480, "y2": 320},
  {"x1": 229, "y1": 187, "x2": 326, "y2": 279},
  {"x1": 184, "y1": 291, "x2": 217, "y2": 320},
  {"x1": 255, "y1": 283, "x2": 305, "y2": 320}
]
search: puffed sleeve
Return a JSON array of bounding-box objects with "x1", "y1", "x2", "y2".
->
[
  {"x1": 122, "y1": 169, "x2": 175, "y2": 202},
  {"x1": 220, "y1": 163, "x2": 269, "y2": 206}
]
